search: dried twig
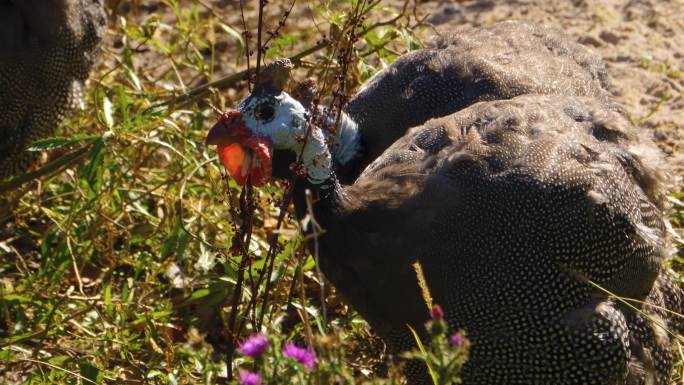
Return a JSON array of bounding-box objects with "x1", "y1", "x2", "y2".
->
[
  {"x1": 305, "y1": 189, "x2": 326, "y2": 325},
  {"x1": 149, "y1": 42, "x2": 329, "y2": 110},
  {"x1": 223, "y1": 180, "x2": 258, "y2": 382},
  {"x1": 211, "y1": 2, "x2": 409, "y2": 378},
  {"x1": 256, "y1": 0, "x2": 374, "y2": 331},
  {"x1": 255, "y1": 0, "x2": 265, "y2": 76},
  {"x1": 151, "y1": 3, "x2": 405, "y2": 110},
  {"x1": 0, "y1": 144, "x2": 92, "y2": 194}
]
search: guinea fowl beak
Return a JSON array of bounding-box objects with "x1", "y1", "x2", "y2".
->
[{"x1": 205, "y1": 111, "x2": 273, "y2": 186}]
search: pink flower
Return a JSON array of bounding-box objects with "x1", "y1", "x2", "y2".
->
[
  {"x1": 450, "y1": 333, "x2": 463, "y2": 347},
  {"x1": 238, "y1": 334, "x2": 269, "y2": 357},
  {"x1": 282, "y1": 342, "x2": 317, "y2": 369},
  {"x1": 239, "y1": 370, "x2": 261, "y2": 385},
  {"x1": 430, "y1": 304, "x2": 444, "y2": 320}
]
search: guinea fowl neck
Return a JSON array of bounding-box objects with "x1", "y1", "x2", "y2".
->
[
  {"x1": 291, "y1": 170, "x2": 344, "y2": 224},
  {"x1": 321, "y1": 110, "x2": 363, "y2": 184},
  {"x1": 328, "y1": 111, "x2": 362, "y2": 165},
  {"x1": 289, "y1": 116, "x2": 358, "y2": 223}
]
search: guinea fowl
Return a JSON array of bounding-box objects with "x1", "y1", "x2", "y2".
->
[
  {"x1": 0, "y1": 0, "x2": 106, "y2": 178},
  {"x1": 206, "y1": 24, "x2": 683, "y2": 385}
]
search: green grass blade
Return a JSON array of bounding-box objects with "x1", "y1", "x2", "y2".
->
[{"x1": 407, "y1": 324, "x2": 438, "y2": 385}]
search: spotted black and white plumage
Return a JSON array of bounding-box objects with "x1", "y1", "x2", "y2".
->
[
  {"x1": 344, "y1": 95, "x2": 680, "y2": 385},
  {"x1": 0, "y1": 0, "x2": 106, "y2": 178},
  {"x1": 279, "y1": 94, "x2": 681, "y2": 385}
]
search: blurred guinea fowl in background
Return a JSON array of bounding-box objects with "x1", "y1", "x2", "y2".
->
[{"x1": 0, "y1": 0, "x2": 106, "y2": 179}]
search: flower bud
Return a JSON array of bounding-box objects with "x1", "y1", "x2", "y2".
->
[{"x1": 430, "y1": 304, "x2": 444, "y2": 320}]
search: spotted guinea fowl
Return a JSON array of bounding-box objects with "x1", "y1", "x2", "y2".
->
[
  {"x1": 205, "y1": 36, "x2": 682, "y2": 385},
  {"x1": 0, "y1": 0, "x2": 106, "y2": 178}
]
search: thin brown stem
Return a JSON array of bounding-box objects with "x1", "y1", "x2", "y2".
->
[
  {"x1": 262, "y1": 0, "x2": 297, "y2": 48},
  {"x1": 255, "y1": 0, "x2": 265, "y2": 77},
  {"x1": 225, "y1": 183, "x2": 255, "y2": 381},
  {"x1": 255, "y1": 179, "x2": 298, "y2": 330},
  {"x1": 239, "y1": 0, "x2": 252, "y2": 91}
]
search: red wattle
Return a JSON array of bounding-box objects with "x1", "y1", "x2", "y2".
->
[{"x1": 217, "y1": 136, "x2": 273, "y2": 187}]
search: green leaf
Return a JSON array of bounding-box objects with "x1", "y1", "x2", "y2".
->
[
  {"x1": 218, "y1": 23, "x2": 245, "y2": 58},
  {"x1": 26, "y1": 135, "x2": 99, "y2": 152},
  {"x1": 408, "y1": 324, "x2": 438, "y2": 385},
  {"x1": 189, "y1": 288, "x2": 210, "y2": 301},
  {"x1": 0, "y1": 349, "x2": 13, "y2": 361},
  {"x1": 79, "y1": 362, "x2": 102, "y2": 384},
  {"x1": 160, "y1": 214, "x2": 189, "y2": 260},
  {"x1": 81, "y1": 138, "x2": 105, "y2": 192},
  {"x1": 48, "y1": 355, "x2": 70, "y2": 366},
  {"x1": 104, "y1": 284, "x2": 114, "y2": 318},
  {"x1": 1, "y1": 294, "x2": 33, "y2": 303},
  {"x1": 265, "y1": 33, "x2": 300, "y2": 59}
]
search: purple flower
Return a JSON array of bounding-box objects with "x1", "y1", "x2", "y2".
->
[
  {"x1": 450, "y1": 333, "x2": 463, "y2": 347},
  {"x1": 282, "y1": 342, "x2": 317, "y2": 369},
  {"x1": 238, "y1": 334, "x2": 269, "y2": 357},
  {"x1": 239, "y1": 370, "x2": 261, "y2": 385},
  {"x1": 430, "y1": 304, "x2": 444, "y2": 320}
]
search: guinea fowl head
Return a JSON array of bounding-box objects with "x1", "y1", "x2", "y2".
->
[
  {"x1": 205, "y1": 89, "x2": 329, "y2": 186},
  {"x1": 206, "y1": 59, "x2": 361, "y2": 187}
]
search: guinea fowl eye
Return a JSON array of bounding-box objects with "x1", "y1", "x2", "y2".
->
[{"x1": 255, "y1": 103, "x2": 275, "y2": 122}]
